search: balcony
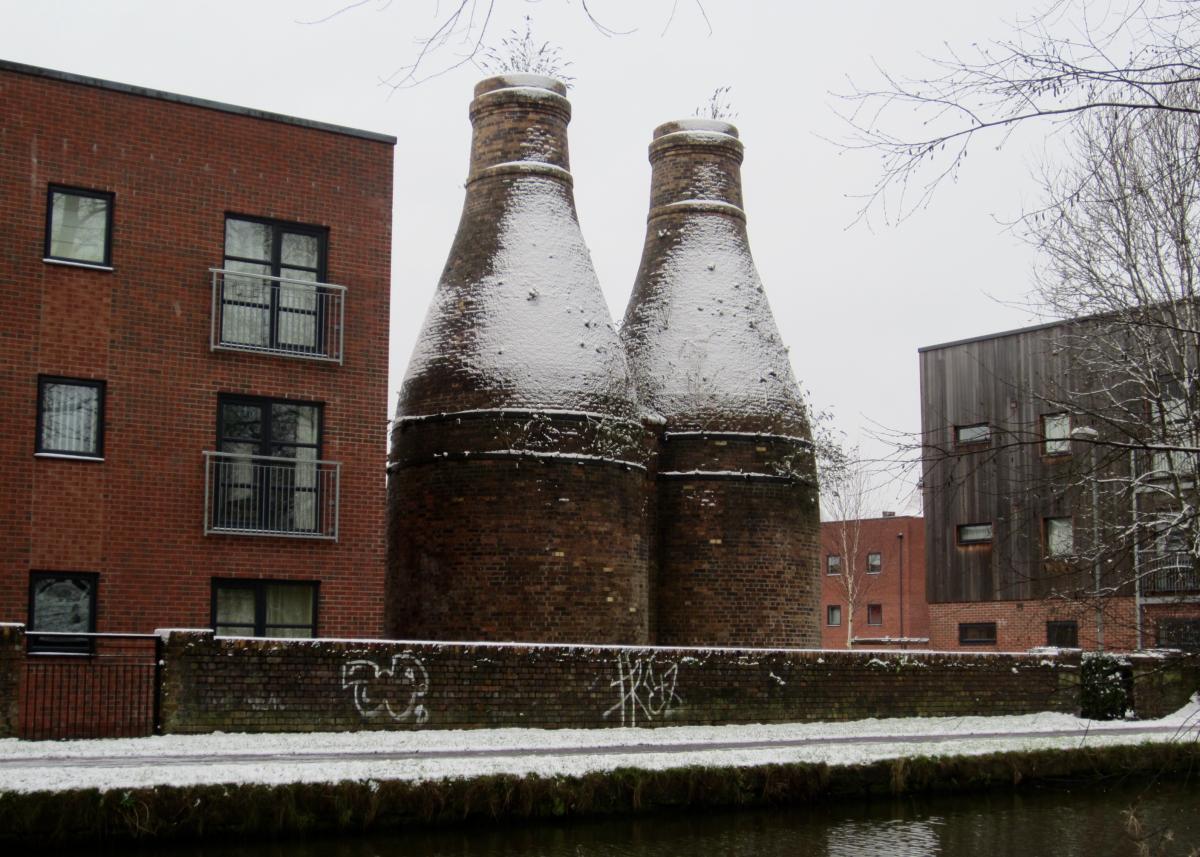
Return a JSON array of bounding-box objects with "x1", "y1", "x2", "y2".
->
[
  {"x1": 203, "y1": 451, "x2": 340, "y2": 540},
  {"x1": 1143, "y1": 552, "x2": 1200, "y2": 594},
  {"x1": 210, "y1": 268, "x2": 345, "y2": 363}
]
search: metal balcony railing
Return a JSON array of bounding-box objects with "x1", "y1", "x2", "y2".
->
[
  {"x1": 1143, "y1": 552, "x2": 1200, "y2": 594},
  {"x1": 210, "y1": 268, "x2": 345, "y2": 363},
  {"x1": 203, "y1": 452, "x2": 340, "y2": 540}
]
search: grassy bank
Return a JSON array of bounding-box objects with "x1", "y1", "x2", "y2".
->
[{"x1": 1, "y1": 743, "x2": 1197, "y2": 846}]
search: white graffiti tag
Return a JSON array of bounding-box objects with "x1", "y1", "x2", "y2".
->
[
  {"x1": 342, "y1": 654, "x2": 430, "y2": 724},
  {"x1": 603, "y1": 652, "x2": 683, "y2": 726}
]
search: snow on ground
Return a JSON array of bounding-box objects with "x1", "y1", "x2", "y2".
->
[{"x1": 0, "y1": 699, "x2": 1195, "y2": 795}]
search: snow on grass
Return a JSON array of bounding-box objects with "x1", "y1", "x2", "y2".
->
[{"x1": 0, "y1": 698, "x2": 1195, "y2": 795}]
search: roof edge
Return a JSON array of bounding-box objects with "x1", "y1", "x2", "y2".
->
[
  {"x1": 0, "y1": 59, "x2": 397, "y2": 145},
  {"x1": 918, "y1": 316, "x2": 1068, "y2": 354}
]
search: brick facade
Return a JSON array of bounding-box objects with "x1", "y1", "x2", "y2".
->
[
  {"x1": 0, "y1": 626, "x2": 21, "y2": 738},
  {"x1": 387, "y1": 75, "x2": 651, "y2": 645},
  {"x1": 821, "y1": 515, "x2": 928, "y2": 649},
  {"x1": 622, "y1": 119, "x2": 820, "y2": 648},
  {"x1": 159, "y1": 630, "x2": 1082, "y2": 734},
  {"x1": 927, "y1": 598, "x2": 1139, "y2": 652},
  {"x1": 0, "y1": 62, "x2": 394, "y2": 639}
]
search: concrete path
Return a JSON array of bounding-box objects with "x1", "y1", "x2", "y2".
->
[{"x1": 2, "y1": 721, "x2": 1195, "y2": 771}]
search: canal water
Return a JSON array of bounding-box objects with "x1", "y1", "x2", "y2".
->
[{"x1": 84, "y1": 778, "x2": 1199, "y2": 857}]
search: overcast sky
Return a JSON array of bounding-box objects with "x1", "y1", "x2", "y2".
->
[{"x1": 2, "y1": 1, "x2": 1051, "y2": 514}]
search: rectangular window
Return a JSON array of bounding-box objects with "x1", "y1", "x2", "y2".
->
[
  {"x1": 826, "y1": 555, "x2": 841, "y2": 575},
  {"x1": 827, "y1": 605, "x2": 842, "y2": 626},
  {"x1": 959, "y1": 622, "x2": 997, "y2": 645},
  {"x1": 36, "y1": 376, "x2": 104, "y2": 458},
  {"x1": 955, "y1": 423, "x2": 990, "y2": 446},
  {"x1": 28, "y1": 572, "x2": 98, "y2": 654},
  {"x1": 1045, "y1": 517, "x2": 1074, "y2": 558},
  {"x1": 45, "y1": 186, "x2": 113, "y2": 266},
  {"x1": 1155, "y1": 619, "x2": 1200, "y2": 650},
  {"x1": 866, "y1": 603, "x2": 883, "y2": 626},
  {"x1": 221, "y1": 216, "x2": 328, "y2": 354},
  {"x1": 1150, "y1": 378, "x2": 1194, "y2": 475},
  {"x1": 866, "y1": 552, "x2": 882, "y2": 574},
  {"x1": 212, "y1": 579, "x2": 318, "y2": 638},
  {"x1": 1043, "y1": 413, "x2": 1070, "y2": 455},
  {"x1": 957, "y1": 523, "x2": 993, "y2": 545},
  {"x1": 1046, "y1": 620, "x2": 1079, "y2": 648},
  {"x1": 214, "y1": 395, "x2": 322, "y2": 533}
]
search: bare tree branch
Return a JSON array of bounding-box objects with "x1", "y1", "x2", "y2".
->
[{"x1": 834, "y1": 0, "x2": 1200, "y2": 223}]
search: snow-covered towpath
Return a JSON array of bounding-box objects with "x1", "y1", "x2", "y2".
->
[{"x1": 1, "y1": 700, "x2": 1196, "y2": 794}]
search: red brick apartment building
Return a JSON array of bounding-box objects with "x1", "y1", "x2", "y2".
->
[
  {"x1": 0, "y1": 61, "x2": 395, "y2": 645},
  {"x1": 820, "y1": 514, "x2": 928, "y2": 649}
]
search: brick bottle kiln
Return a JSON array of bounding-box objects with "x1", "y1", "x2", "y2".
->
[
  {"x1": 620, "y1": 119, "x2": 821, "y2": 648},
  {"x1": 387, "y1": 75, "x2": 653, "y2": 644}
]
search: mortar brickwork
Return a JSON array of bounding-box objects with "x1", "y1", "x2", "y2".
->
[
  {"x1": 927, "y1": 598, "x2": 1139, "y2": 651},
  {"x1": 821, "y1": 516, "x2": 929, "y2": 649},
  {"x1": 0, "y1": 626, "x2": 22, "y2": 738},
  {"x1": 0, "y1": 63, "x2": 394, "y2": 639},
  {"x1": 159, "y1": 630, "x2": 1082, "y2": 734}
]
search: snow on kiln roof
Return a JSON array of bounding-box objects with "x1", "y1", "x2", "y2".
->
[
  {"x1": 621, "y1": 213, "x2": 809, "y2": 435},
  {"x1": 398, "y1": 174, "x2": 640, "y2": 420}
]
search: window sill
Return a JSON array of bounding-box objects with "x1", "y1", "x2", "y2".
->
[
  {"x1": 43, "y1": 257, "x2": 114, "y2": 272},
  {"x1": 35, "y1": 452, "x2": 105, "y2": 462}
]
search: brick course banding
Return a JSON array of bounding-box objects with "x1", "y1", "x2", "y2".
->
[
  {"x1": 622, "y1": 120, "x2": 820, "y2": 648},
  {"x1": 388, "y1": 76, "x2": 651, "y2": 645}
]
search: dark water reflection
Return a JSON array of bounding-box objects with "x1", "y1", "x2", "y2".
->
[{"x1": 89, "y1": 779, "x2": 1198, "y2": 857}]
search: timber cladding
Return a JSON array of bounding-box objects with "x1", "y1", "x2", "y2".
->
[{"x1": 158, "y1": 630, "x2": 1082, "y2": 734}]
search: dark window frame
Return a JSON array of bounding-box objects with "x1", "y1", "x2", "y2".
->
[
  {"x1": 213, "y1": 394, "x2": 324, "y2": 533},
  {"x1": 35, "y1": 375, "x2": 106, "y2": 458},
  {"x1": 1046, "y1": 620, "x2": 1079, "y2": 648},
  {"x1": 957, "y1": 522, "x2": 994, "y2": 545},
  {"x1": 954, "y1": 423, "x2": 991, "y2": 447},
  {"x1": 826, "y1": 554, "x2": 842, "y2": 575},
  {"x1": 959, "y1": 622, "x2": 998, "y2": 645},
  {"x1": 827, "y1": 604, "x2": 842, "y2": 627},
  {"x1": 866, "y1": 603, "x2": 883, "y2": 626},
  {"x1": 221, "y1": 214, "x2": 330, "y2": 354},
  {"x1": 866, "y1": 552, "x2": 882, "y2": 574},
  {"x1": 44, "y1": 185, "x2": 114, "y2": 267},
  {"x1": 210, "y1": 578, "x2": 319, "y2": 638},
  {"x1": 27, "y1": 571, "x2": 99, "y2": 654}
]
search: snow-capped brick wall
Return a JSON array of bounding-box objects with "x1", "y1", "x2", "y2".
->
[
  {"x1": 1125, "y1": 653, "x2": 1200, "y2": 719},
  {"x1": 0, "y1": 624, "x2": 21, "y2": 737},
  {"x1": 158, "y1": 630, "x2": 1083, "y2": 734}
]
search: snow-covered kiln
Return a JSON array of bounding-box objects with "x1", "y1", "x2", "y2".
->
[
  {"x1": 387, "y1": 75, "x2": 653, "y2": 644},
  {"x1": 621, "y1": 119, "x2": 821, "y2": 647}
]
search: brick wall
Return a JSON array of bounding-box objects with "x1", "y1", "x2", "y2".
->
[
  {"x1": 159, "y1": 630, "x2": 1081, "y2": 734},
  {"x1": 0, "y1": 625, "x2": 22, "y2": 738},
  {"x1": 1128, "y1": 652, "x2": 1200, "y2": 719},
  {"x1": 0, "y1": 65, "x2": 392, "y2": 638},
  {"x1": 821, "y1": 516, "x2": 928, "y2": 649},
  {"x1": 928, "y1": 598, "x2": 1139, "y2": 651},
  {"x1": 656, "y1": 470, "x2": 820, "y2": 648}
]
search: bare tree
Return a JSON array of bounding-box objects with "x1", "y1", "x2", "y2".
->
[
  {"x1": 822, "y1": 449, "x2": 881, "y2": 646},
  {"x1": 837, "y1": 0, "x2": 1200, "y2": 222},
  {"x1": 1022, "y1": 87, "x2": 1200, "y2": 648},
  {"x1": 302, "y1": 0, "x2": 711, "y2": 90}
]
